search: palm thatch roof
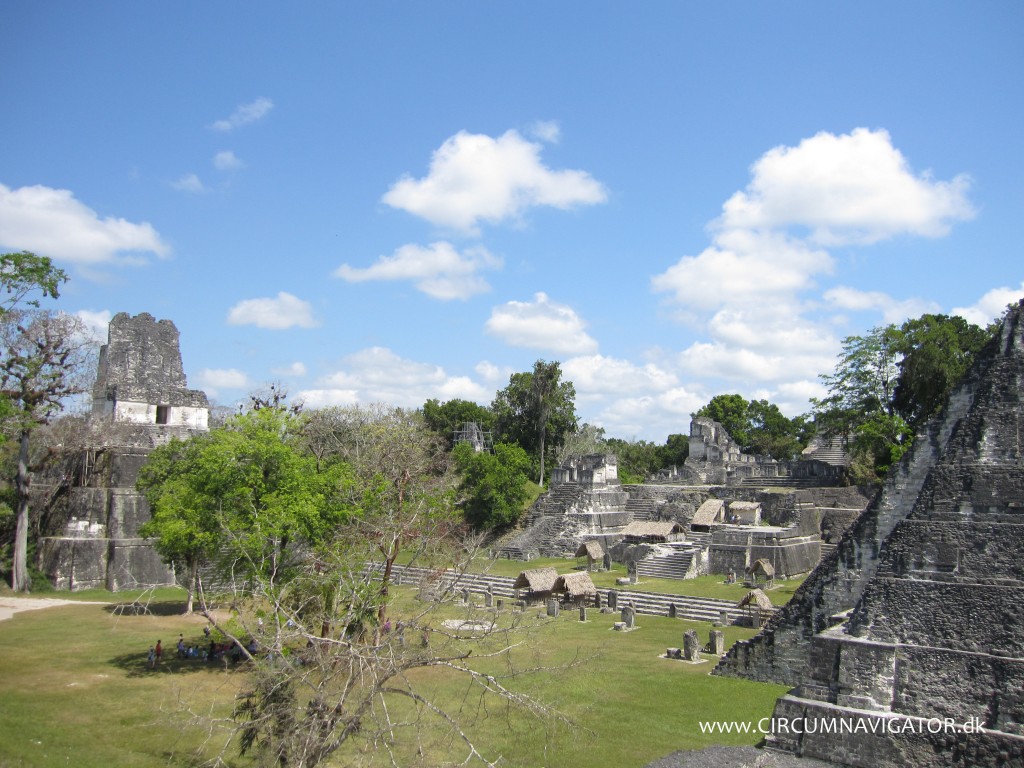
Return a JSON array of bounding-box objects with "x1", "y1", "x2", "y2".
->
[
  {"x1": 691, "y1": 499, "x2": 725, "y2": 527},
  {"x1": 575, "y1": 540, "x2": 605, "y2": 560},
  {"x1": 747, "y1": 558, "x2": 776, "y2": 578},
  {"x1": 729, "y1": 501, "x2": 761, "y2": 512},
  {"x1": 620, "y1": 521, "x2": 685, "y2": 540},
  {"x1": 736, "y1": 588, "x2": 773, "y2": 611},
  {"x1": 553, "y1": 571, "x2": 597, "y2": 598},
  {"x1": 513, "y1": 567, "x2": 558, "y2": 593}
]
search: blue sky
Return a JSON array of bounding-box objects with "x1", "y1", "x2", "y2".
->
[{"x1": 2, "y1": 3, "x2": 1022, "y2": 441}]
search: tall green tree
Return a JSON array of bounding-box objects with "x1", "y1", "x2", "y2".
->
[
  {"x1": 696, "y1": 394, "x2": 752, "y2": 449},
  {"x1": 137, "y1": 436, "x2": 224, "y2": 614},
  {"x1": 139, "y1": 406, "x2": 353, "y2": 610},
  {"x1": 892, "y1": 313, "x2": 991, "y2": 428},
  {"x1": 492, "y1": 360, "x2": 577, "y2": 487},
  {"x1": 452, "y1": 441, "x2": 532, "y2": 530},
  {"x1": 813, "y1": 314, "x2": 992, "y2": 482},
  {"x1": 0, "y1": 251, "x2": 67, "y2": 313}
]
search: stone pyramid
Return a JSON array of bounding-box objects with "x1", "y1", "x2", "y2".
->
[{"x1": 715, "y1": 301, "x2": 1024, "y2": 767}]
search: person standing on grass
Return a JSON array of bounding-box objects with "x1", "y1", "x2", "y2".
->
[
  {"x1": 155, "y1": 639, "x2": 163, "y2": 666},
  {"x1": 147, "y1": 647, "x2": 155, "y2": 669}
]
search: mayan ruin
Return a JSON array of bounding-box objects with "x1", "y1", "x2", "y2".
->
[
  {"x1": 712, "y1": 302, "x2": 1024, "y2": 766},
  {"x1": 38, "y1": 313, "x2": 210, "y2": 591},
  {"x1": 2, "y1": 9, "x2": 1017, "y2": 766}
]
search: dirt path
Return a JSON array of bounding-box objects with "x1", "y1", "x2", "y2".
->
[{"x1": 0, "y1": 596, "x2": 109, "y2": 623}]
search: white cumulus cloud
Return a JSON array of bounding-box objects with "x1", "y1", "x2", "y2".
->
[
  {"x1": 485, "y1": 292, "x2": 598, "y2": 355},
  {"x1": 953, "y1": 283, "x2": 1024, "y2": 327},
  {"x1": 213, "y1": 151, "x2": 244, "y2": 171},
  {"x1": 272, "y1": 361, "x2": 307, "y2": 377},
  {"x1": 211, "y1": 97, "x2": 274, "y2": 132},
  {"x1": 75, "y1": 309, "x2": 112, "y2": 344},
  {"x1": 197, "y1": 368, "x2": 251, "y2": 399},
  {"x1": 335, "y1": 241, "x2": 502, "y2": 300},
  {"x1": 382, "y1": 129, "x2": 607, "y2": 232},
  {"x1": 718, "y1": 128, "x2": 975, "y2": 245},
  {"x1": 562, "y1": 355, "x2": 678, "y2": 396},
  {"x1": 652, "y1": 230, "x2": 833, "y2": 311},
  {"x1": 647, "y1": 128, "x2": 975, "y2": 422},
  {"x1": 299, "y1": 347, "x2": 489, "y2": 408},
  {"x1": 823, "y1": 286, "x2": 940, "y2": 325},
  {"x1": 227, "y1": 292, "x2": 319, "y2": 329},
  {"x1": 0, "y1": 182, "x2": 170, "y2": 265},
  {"x1": 172, "y1": 173, "x2": 206, "y2": 193}
]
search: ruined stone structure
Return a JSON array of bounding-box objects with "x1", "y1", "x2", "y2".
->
[
  {"x1": 716, "y1": 301, "x2": 1024, "y2": 767},
  {"x1": 684, "y1": 416, "x2": 780, "y2": 485},
  {"x1": 707, "y1": 525, "x2": 820, "y2": 580},
  {"x1": 495, "y1": 437, "x2": 863, "y2": 582},
  {"x1": 679, "y1": 415, "x2": 851, "y2": 488},
  {"x1": 40, "y1": 313, "x2": 210, "y2": 591},
  {"x1": 495, "y1": 454, "x2": 631, "y2": 559},
  {"x1": 91, "y1": 313, "x2": 209, "y2": 432}
]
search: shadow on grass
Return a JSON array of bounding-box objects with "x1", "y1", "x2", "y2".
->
[
  {"x1": 109, "y1": 650, "x2": 250, "y2": 679},
  {"x1": 104, "y1": 600, "x2": 191, "y2": 617}
]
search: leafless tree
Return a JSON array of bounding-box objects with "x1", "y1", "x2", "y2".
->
[{"x1": 0, "y1": 310, "x2": 95, "y2": 591}]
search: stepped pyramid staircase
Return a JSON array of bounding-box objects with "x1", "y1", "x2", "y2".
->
[{"x1": 635, "y1": 542, "x2": 699, "y2": 580}]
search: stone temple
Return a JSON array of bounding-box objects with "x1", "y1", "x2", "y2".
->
[
  {"x1": 715, "y1": 300, "x2": 1024, "y2": 767},
  {"x1": 40, "y1": 313, "x2": 209, "y2": 591}
]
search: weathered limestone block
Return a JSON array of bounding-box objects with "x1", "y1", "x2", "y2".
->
[
  {"x1": 708, "y1": 630, "x2": 725, "y2": 656},
  {"x1": 683, "y1": 629, "x2": 701, "y2": 662}
]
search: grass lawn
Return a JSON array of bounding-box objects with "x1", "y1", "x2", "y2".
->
[{"x1": 0, "y1": 587, "x2": 788, "y2": 767}]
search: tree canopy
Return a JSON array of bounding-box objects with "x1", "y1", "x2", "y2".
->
[
  {"x1": 813, "y1": 313, "x2": 994, "y2": 482},
  {"x1": 695, "y1": 394, "x2": 809, "y2": 461},
  {"x1": 492, "y1": 360, "x2": 577, "y2": 486},
  {"x1": 422, "y1": 397, "x2": 494, "y2": 450},
  {"x1": 139, "y1": 406, "x2": 353, "y2": 611},
  {"x1": 452, "y1": 441, "x2": 532, "y2": 530}
]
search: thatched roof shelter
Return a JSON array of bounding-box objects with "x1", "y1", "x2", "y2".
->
[
  {"x1": 620, "y1": 520, "x2": 685, "y2": 543},
  {"x1": 691, "y1": 499, "x2": 725, "y2": 528},
  {"x1": 575, "y1": 540, "x2": 605, "y2": 561},
  {"x1": 747, "y1": 558, "x2": 775, "y2": 579},
  {"x1": 553, "y1": 571, "x2": 597, "y2": 599},
  {"x1": 513, "y1": 567, "x2": 558, "y2": 594},
  {"x1": 736, "y1": 588, "x2": 773, "y2": 612},
  {"x1": 729, "y1": 501, "x2": 761, "y2": 512}
]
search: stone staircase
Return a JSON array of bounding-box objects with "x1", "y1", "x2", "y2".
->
[
  {"x1": 624, "y1": 496, "x2": 662, "y2": 521},
  {"x1": 685, "y1": 530, "x2": 711, "y2": 548},
  {"x1": 635, "y1": 544, "x2": 697, "y2": 580},
  {"x1": 369, "y1": 563, "x2": 759, "y2": 624},
  {"x1": 801, "y1": 436, "x2": 849, "y2": 466},
  {"x1": 739, "y1": 474, "x2": 820, "y2": 488}
]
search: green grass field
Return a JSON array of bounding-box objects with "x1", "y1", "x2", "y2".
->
[{"x1": 0, "y1": 586, "x2": 788, "y2": 767}]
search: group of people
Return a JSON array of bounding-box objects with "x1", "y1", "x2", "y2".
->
[{"x1": 146, "y1": 630, "x2": 259, "y2": 669}]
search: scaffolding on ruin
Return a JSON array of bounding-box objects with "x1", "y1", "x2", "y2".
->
[{"x1": 453, "y1": 422, "x2": 494, "y2": 453}]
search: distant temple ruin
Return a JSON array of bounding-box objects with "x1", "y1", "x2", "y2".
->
[
  {"x1": 40, "y1": 313, "x2": 209, "y2": 590},
  {"x1": 495, "y1": 420, "x2": 864, "y2": 583}
]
